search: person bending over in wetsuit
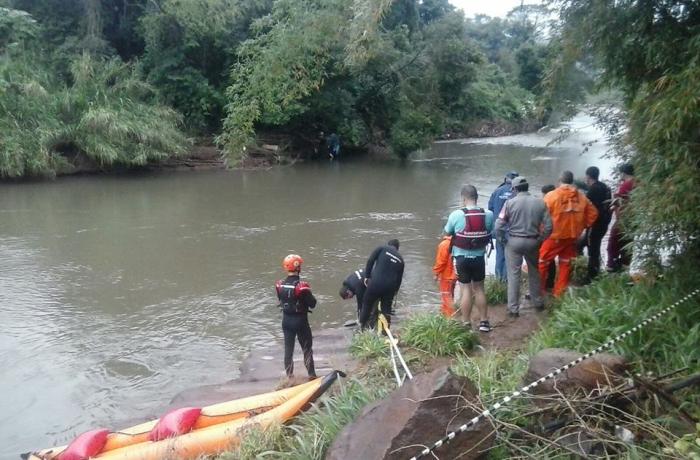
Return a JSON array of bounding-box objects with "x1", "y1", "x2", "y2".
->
[
  {"x1": 339, "y1": 268, "x2": 366, "y2": 320},
  {"x1": 275, "y1": 254, "x2": 317, "y2": 379},
  {"x1": 359, "y1": 239, "x2": 404, "y2": 330}
]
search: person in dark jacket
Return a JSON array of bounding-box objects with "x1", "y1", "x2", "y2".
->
[
  {"x1": 275, "y1": 254, "x2": 317, "y2": 378},
  {"x1": 583, "y1": 166, "x2": 612, "y2": 280},
  {"x1": 488, "y1": 171, "x2": 519, "y2": 281},
  {"x1": 339, "y1": 268, "x2": 366, "y2": 319},
  {"x1": 359, "y1": 239, "x2": 404, "y2": 330}
]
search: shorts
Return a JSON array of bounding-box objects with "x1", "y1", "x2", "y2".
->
[{"x1": 453, "y1": 255, "x2": 485, "y2": 283}]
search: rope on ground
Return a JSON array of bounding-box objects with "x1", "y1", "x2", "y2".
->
[
  {"x1": 379, "y1": 313, "x2": 413, "y2": 384},
  {"x1": 408, "y1": 288, "x2": 700, "y2": 460}
]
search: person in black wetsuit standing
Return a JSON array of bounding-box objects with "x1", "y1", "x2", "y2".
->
[
  {"x1": 275, "y1": 254, "x2": 317, "y2": 378},
  {"x1": 339, "y1": 268, "x2": 366, "y2": 319},
  {"x1": 583, "y1": 166, "x2": 612, "y2": 281},
  {"x1": 359, "y1": 239, "x2": 404, "y2": 330}
]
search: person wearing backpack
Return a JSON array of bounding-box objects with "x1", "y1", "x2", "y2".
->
[
  {"x1": 275, "y1": 254, "x2": 317, "y2": 379},
  {"x1": 444, "y1": 184, "x2": 494, "y2": 332}
]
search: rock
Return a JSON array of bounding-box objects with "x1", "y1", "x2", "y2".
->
[
  {"x1": 526, "y1": 348, "x2": 628, "y2": 396},
  {"x1": 327, "y1": 366, "x2": 493, "y2": 460}
]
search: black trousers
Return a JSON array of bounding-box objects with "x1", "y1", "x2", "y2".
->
[
  {"x1": 282, "y1": 313, "x2": 316, "y2": 377},
  {"x1": 587, "y1": 222, "x2": 609, "y2": 279},
  {"x1": 359, "y1": 282, "x2": 397, "y2": 329}
]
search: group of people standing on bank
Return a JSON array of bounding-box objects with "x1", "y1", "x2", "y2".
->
[
  {"x1": 273, "y1": 163, "x2": 635, "y2": 379},
  {"x1": 434, "y1": 164, "x2": 636, "y2": 326}
]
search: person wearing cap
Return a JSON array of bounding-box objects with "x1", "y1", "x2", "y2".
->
[
  {"x1": 539, "y1": 171, "x2": 598, "y2": 297},
  {"x1": 606, "y1": 163, "x2": 635, "y2": 272},
  {"x1": 495, "y1": 176, "x2": 552, "y2": 316},
  {"x1": 488, "y1": 171, "x2": 519, "y2": 281},
  {"x1": 359, "y1": 239, "x2": 404, "y2": 330},
  {"x1": 275, "y1": 254, "x2": 317, "y2": 379}
]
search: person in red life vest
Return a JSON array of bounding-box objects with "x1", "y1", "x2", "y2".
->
[
  {"x1": 538, "y1": 171, "x2": 598, "y2": 297},
  {"x1": 432, "y1": 235, "x2": 457, "y2": 317},
  {"x1": 275, "y1": 254, "x2": 317, "y2": 379},
  {"x1": 444, "y1": 184, "x2": 494, "y2": 332},
  {"x1": 606, "y1": 163, "x2": 635, "y2": 272}
]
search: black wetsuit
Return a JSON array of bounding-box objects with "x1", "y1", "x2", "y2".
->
[
  {"x1": 276, "y1": 275, "x2": 317, "y2": 377},
  {"x1": 342, "y1": 268, "x2": 366, "y2": 317},
  {"x1": 585, "y1": 181, "x2": 612, "y2": 279},
  {"x1": 359, "y1": 245, "x2": 404, "y2": 329}
]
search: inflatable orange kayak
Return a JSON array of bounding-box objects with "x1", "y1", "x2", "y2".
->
[
  {"x1": 25, "y1": 372, "x2": 340, "y2": 460},
  {"x1": 93, "y1": 371, "x2": 340, "y2": 460}
]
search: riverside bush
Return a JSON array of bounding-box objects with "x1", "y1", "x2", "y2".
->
[
  {"x1": 402, "y1": 313, "x2": 477, "y2": 356},
  {"x1": 0, "y1": 53, "x2": 188, "y2": 178}
]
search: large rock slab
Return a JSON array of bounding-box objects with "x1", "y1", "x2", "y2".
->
[
  {"x1": 526, "y1": 348, "x2": 628, "y2": 396},
  {"x1": 327, "y1": 366, "x2": 493, "y2": 460}
]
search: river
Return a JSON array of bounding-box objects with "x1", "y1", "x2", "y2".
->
[{"x1": 0, "y1": 115, "x2": 612, "y2": 458}]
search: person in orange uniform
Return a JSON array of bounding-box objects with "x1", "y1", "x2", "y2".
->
[
  {"x1": 432, "y1": 235, "x2": 457, "y2": 317},
  {"x1": 538, "y1": 171, "x2": 598, "y2": 297}
]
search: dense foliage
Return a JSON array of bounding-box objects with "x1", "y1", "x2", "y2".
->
[
  {"x1": 220, "y1": 0, "x2": 553, "y2": 159},
  {"x1": 1, "y1": 0, "x2": 566, "y2": 176},
  {"x1": 554, "y1": 0, "x2": 700, "y2": 255},
  {"x1": 0, "y1": 6, "x2": 188, "y2": 178}
]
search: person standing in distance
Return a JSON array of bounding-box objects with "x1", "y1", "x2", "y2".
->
[
  {"x1": 488, "y1": 171, "x2": 519, "y2": 281},
  {"x1": 444, "y1": 184, "x2": 494, "y2": 332},
  {"x1": 359, "y1": 239, "x2": 404, "y2": 330},
  {"x1": 275, "y1": 254, "x2": 317, "y2": 379},
  {"x1": 495, "y1": 177, "x2": 552, "y2": 317}
]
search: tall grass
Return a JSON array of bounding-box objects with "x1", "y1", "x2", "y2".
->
[
  {"x1": 1, "y1": 52, "x2": 189, "y2": 178},
  {"x1": 529, "y1": 268, "x2": 700, "y2": 375},
  {"x1": 401, "y1": 313, "x2": 477, "y2": 356},
  {"x1": 221, "y1": 379, "x2": 387, "y2": 460},
  {"x1": 485, "y1": 275, "x2": 508, "y2": 305}
]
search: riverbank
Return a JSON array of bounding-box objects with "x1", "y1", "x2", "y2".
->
[
  {"x1": 219, "y1": 255, "x2": 700, "y2": 459},
  {"x1": 1, "y1": 116, "x2": 544, "y2": 180}
]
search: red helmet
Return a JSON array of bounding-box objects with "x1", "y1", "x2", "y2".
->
[{"x1": 282, "y1": 254, "x2": 303, "y2": 272}]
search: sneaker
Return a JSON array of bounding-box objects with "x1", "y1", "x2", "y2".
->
[{"x1": 478, "y1": 320, "x2": 491, "y2": 332}]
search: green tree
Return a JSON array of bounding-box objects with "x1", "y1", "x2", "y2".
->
[{"x1": 553, "y1": 0, "x2": 700, "y2": 254}]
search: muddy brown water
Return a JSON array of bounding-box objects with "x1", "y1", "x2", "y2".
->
[{"x1": 0, "y1": 116, "x2": 613, "y2": 458}]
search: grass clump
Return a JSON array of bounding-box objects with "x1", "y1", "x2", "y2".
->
[
  {"x1": 401, "y1": 313, "x2": 477, "y2": 356},
  {"x1": 349, "y1": 330, "x2": 387, "y2": 360},
  {"x1": 485, "y1": 275, "x2": 508, "y2": 304},
  {"x1": 529, "y1": 264, "x2": 700, "y2": 376},
  {"x1": 222, "y1": 379, "x2": 387, "y2": 460}
]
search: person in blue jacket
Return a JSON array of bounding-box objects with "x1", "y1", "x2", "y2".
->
[{"x1": 488, "y1": 171, "x2": 519, "y2": 281}]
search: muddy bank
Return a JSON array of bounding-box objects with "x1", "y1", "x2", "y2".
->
[
  {"x1": 169, "y1": 326, "x2": 356, "y2": 409},
  {"x1": 169, "y1": 303, "x2": 544, "y2": 411}
]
